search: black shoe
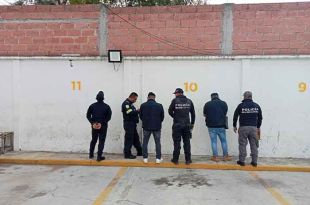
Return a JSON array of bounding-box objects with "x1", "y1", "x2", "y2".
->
[
  {"x1": 251, "y1": 162, "x2": 257, "y2": 167},
  {"x1": 89, "y1": 154, "x2": 94, "y2": 159},
  {"x1": 124, "y1": 155, "x2": 136, "y2": 159},
  {"x1": 185, "y1": 160, "x2": 192, "y2": 165},
  {"x1": 96, "y1": 156, "x2": 105, "y2": 162},
  {"x1": 237, "y1": 160, "x2": 245, "y2": 166},
  {"x1": 171, "y1": 158, "x2": 179, "y2": 165}
]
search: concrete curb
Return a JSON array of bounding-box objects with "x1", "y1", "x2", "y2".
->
[{"x1": 1, "y1": 158, "x2": 310, "y2": 172}]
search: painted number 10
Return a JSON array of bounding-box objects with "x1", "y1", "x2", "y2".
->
[
  {"x1": 184, "y1": 82, "x2": 198, "y2": 92},
  {"x1": 71, "y1": 81, "x2": 81, "y2": 91}
]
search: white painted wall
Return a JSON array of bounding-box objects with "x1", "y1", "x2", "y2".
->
[{"x1": 0, "y1": 57, "x2": 309, "y2": 158}]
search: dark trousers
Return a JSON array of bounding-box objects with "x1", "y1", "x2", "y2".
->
[
  {"x1": 123, "y1": 122, "x2": 142, "y2": 157},
  {"x1": 89, "y1": 125, "x2": 107, "y2": 157},
  {"x1": 172, "y1": 124, "x2": 191, "y2": 162}
]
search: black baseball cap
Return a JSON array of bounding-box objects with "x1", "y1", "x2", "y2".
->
[{"x1": 173, "y1": 88, "x2": 184, "y2": 94}]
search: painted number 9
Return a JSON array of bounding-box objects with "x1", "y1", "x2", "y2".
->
[
  {"x1": 184, "y1": 82, "x2": 198, "y2": 92},
  {"x1": 298, "y1": 82, "x2": 307, "y2": 92}
]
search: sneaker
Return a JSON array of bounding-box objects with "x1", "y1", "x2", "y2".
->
[
  {"x1": 89, "y1": 154, "x2": 94, "y2": 159},
  {"x1": 251, "y1": 162, "x2": 257, "y2": 167},
  {"x1": 223, "y1": 155, "x2": 232, "y2": 161},
  {"x1": 185, "y1": 160, "x2": 192, "y2": 165},
  {"x1": 237, "y1": 160, "x2": 245, "y2": 166},
  {"x1": 96, "y1": 156, "x2": 105, "y2": 162},
  {"x1": 143, "y1": 158, "x2": 148, "y2": 163},
  {"x1": 211, "y1": 156, "x2": 220, "y2": 162},
  {"x1": 171, "y1": 158, "x2": 179, "y2": 165},
  {"x1": 124, "y1": 155, "x2": 137, "y2": 159},
  {"x1": 156, "y1": 158, "x2": 163, "y2": 164}
]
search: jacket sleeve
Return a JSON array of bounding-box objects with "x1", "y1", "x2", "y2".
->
[
  {"x1": 123, "y1": 102, "x2": 138, "y2": 117},
  {"x1": 190, "y1": 100, "x2": 196, "y2": 125},
  {"x1": 233, "y1": 104, "x2": 240, "y2": 127},
  {"x1": 203, "y1": 103, "x2": 207, "y2": 117},
  {"x1": 86, "y1": 105, "x2": 93, "y2": 124},
  {"x1": 168, "y1": 99, "x2": 175, "y2": 118},
  {"x1": 105, "y1": 105, "x2": 112, "y2": 123},
  {"x1": 224, "y1": 101, "x2": 228, "y2": 115},
  {"x1": 257, "y1": 105, "x2": 263, "y2": 128},
  {"x1": 160, "y1": 104, "x2": 164, "y2": 122},
  {"x1": 139, "y1": 104, "x2": 144, "y2": 120}
]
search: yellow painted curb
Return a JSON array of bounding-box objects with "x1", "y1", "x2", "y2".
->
[{"x1": 0, "y1": 158, "x2": 310, "y2": 172}]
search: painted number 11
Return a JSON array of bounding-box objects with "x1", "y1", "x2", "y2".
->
[{"x1": 71, "y1": 81, "x2": 81, "y2": 91}]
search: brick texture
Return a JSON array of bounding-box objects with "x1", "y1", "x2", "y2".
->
[
  {"x1": 0, "y1": 3, "x2": 310, "y2": 56},
  {"x1": 108, "y1": 5, "x2": 223, "y2": 56},
  {"x1": 233, "y1": 3, "x2": 310, "y2": 55},
  {"x1": 0, "y1": 5, "x2": 100, "y2": 56}
]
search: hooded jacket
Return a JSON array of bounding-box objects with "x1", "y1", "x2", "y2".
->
[{"x1": 86, "y1": 91, "x2": 112, "y2": 126}]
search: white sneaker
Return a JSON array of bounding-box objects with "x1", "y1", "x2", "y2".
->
[
  {"x1": 156, "y1": 158, "x2": 163, "y2": 164},
  {"x1": 143, "y1": 158, "x2": 148, "y2": 163}
]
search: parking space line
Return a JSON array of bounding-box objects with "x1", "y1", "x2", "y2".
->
[
  {"x1": 250, "y1": 172, "x2": 291, "y2": 205},
  {"x1": 92, "y1": 167, "x2": 128, "y2": 205}
]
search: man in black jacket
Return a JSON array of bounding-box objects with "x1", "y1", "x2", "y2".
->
[
  {"x1": 168, "y1": 88, "x2": 195, "y2": 165},
  {"x1": 86, "y1": 91, "x2": 112, "y2": 161},
  {"x1": 233, "y1": 91, "x2": 263, "y2": 167},
  {"x1": 203, "y1": 93, "x2": 232, "y2": 162},
  {"x1": 140, "y1": 92, "x2": 164, "y2": 164},
  {"x1": 122, "y1": 92, "x2": 143, "y2": 159}
]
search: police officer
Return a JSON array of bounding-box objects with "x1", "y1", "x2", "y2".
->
[
  {"x1": 86, "y1": 91, "x2": 112, "y2": 161},
  {"x1": 233, "y1": 91, "x2": 263, "y2": 167},
  {"x1": 168, "y1": 88, "x2": 195, "y2": 165},
  {"x1": 122, "y1": 92, "x2": 142, "y2": 159}
]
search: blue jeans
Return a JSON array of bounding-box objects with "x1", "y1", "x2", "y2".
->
[
  {"x1": 208, "y1": 128, "x2": 228, "y2": 157},
  {"x1": 142, "y1": 130, "x2": 161, "y2": 159}
]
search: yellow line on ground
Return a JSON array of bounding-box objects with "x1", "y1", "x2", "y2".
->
[
  {"x1": 0, "y1": 157, "x2": 310, "y2": 172},
  {"x1": 92, "y1": 167, "x2": 128, "y2": 205},
  {"x1": 250, "y1": 172, "x2": 291, "y2": 205}
]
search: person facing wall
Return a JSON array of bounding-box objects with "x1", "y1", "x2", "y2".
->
[
  {"x1": 139, "y1": 92, "x2": 164, "y2": 164},
  {"x1": 86, "y1": 91, "x2": 112, "y2": 161},
  {"x1": 203, "y1": 93, "x2": 232, "y2": 162}
]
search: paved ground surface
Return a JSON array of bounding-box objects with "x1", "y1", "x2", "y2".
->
[{"x1": 1, "y1": 164, "x2": 310, "y2": 205}]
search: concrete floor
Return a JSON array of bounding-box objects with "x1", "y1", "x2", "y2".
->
[{"x1": 0, "y1": 164, "x2": 309, "y2": 205}]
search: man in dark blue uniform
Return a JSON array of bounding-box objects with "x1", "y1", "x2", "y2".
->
[
  {"x1": 122, "y1": 92, "x2": 142, "y2": 159},
  {"x1": 233, "y1": 91, "x2": 263, "y2": 167},
  {"x1": 169, "y1": 88, "x2": 195, "y2": 165},
  {"x1": 86, "y1": 91, "x2": 112, "y2": 161}
]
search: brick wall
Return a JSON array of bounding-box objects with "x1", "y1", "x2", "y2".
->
[
  {"x1": 0, "y1": 5, "x2": 100, "y2": 56},
  {"x1": 233, "y1": 3, "x2": 310, "y2": 55},
  {"x1": 0, "y1": 3, "x2": 310, "y2": 56},
  {"x1": 107, "y1": 5, "x2": 223, "y2": 56}
]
